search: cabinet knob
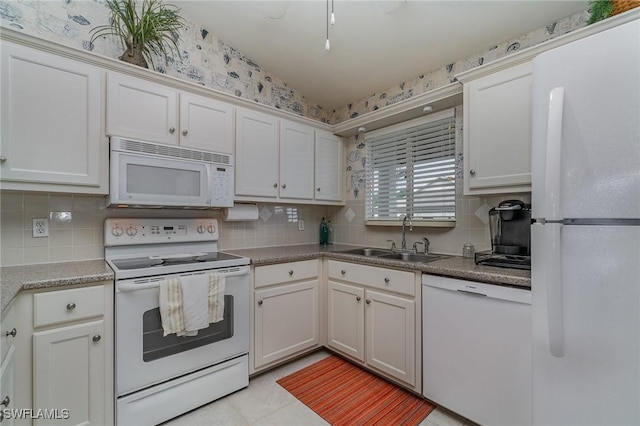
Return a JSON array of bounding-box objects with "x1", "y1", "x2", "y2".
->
[
  {"x1": 258, "y1": 300, "x2": 263, "y2": 306},
  {"x1": 0, "y1": 156, "x2": 6, "y2": 163},
  {"x1": 341, "y1": 270, "x2": 346, "y2": 275},
  {"x1": 469, "y1": 169, "x2": 476, "y2": 176},
  {"x1": 356, "y1": 296, "x2": 361, "y2": 302},
  {"x1": 182, "y1": 129, "x2": 188, "y2": 136},
  {"x1": 366, "y1": 299, "x2": 371, "y2": 304},
  {"x1": 384, "y1": 277, "x2": 390, "y2": 284},
  {"x1": 316, "y1": 187, "x2": 321, "y2": 192},
  {"x1": 1, "y1": 396, "x2": 9, "y2": 407},
  {"x1": 281, "y1": 184, "x2": 287, "y2": 189},
  {"x1": 5, "y1": 328, "x2": 16, "y2": 338},
  {"x1": 92, "y1": 335, "x2": 101, "y2": 343},
  {"x1": 273, "y1": 183, "x2": 278, "y2": 188},
  {"x1": 66, "y1": 302, "x2": 76, "y2": 311},
  {"x1": 288, "y1": 270, "x2": 294, "y2": 276},
  {"x1": 169, "y1": 127, "x2": 176, "y2": 134}
]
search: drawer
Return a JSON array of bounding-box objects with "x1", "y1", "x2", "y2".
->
[
  {"x1": 33, "y1": 285, "x2": 105, "y2": 328},
  {"x1": 254, "y1": 260, "x2": 318, "y2": 289},
  {"x1": 328, "y1": 260, "x2": 415, "y2": 297}
]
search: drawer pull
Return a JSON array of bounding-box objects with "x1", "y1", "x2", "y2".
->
[
  {"x1": 366, "y1": 299, "x2": 371, "y2": 304},
  {"x1": 66, "y1": 302, "x2": 76, "y2": 311},
  {"x1": 1, "y1": 396, "x2": 9, "y2": 407},
  {"x1": 5, "y1": 328, "x2": 16, "y2": 338},
  {"x1": 384, "y1": 277, "x2": 390, "y2": 284},
  {"x1": 356, "y1": 296, "x2": 361, "y2": 302},
  {"x1": 92, "y1": 335, "x2": 101, "y2": 343},
  {"x1": 258, "y1": 300, "x2": 263, "y2": 306},
  {"x1": 289, "y1": 270, "x2": 294, "y2": 276},
  {"x1": 341, "y1": 270, "x2": 346, "y2": 275}
]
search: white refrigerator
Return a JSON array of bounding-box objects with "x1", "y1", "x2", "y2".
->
[{"x1": 531, "y1": 18, "x2": 640, "y2": 426}]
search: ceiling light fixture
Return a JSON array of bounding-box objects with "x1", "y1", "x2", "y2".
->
[
  {"x1": 331, "y1": 0, "x2": 335, "y2": 25},
  {"x1": 423, "y1": 105, "x2": 433, "y2": 113},
  {"x1": 325, "y1": 0, "x2": 331, "y2": 50},
  {"x1": 358, "y1": 127, "x2": 367, "y2": 133}
]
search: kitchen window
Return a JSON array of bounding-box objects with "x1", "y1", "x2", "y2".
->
[{"x1": 365, "y1": 109, "x2": 456, "y2": 226}]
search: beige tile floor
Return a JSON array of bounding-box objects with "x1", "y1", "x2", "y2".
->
[{"x1": 163, "y1": 350, "x2": 475, "y2": 426}]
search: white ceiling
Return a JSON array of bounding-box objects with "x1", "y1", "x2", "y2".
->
[{"x1": 176, "y1": 0, "x2": 589, "y2": 110}]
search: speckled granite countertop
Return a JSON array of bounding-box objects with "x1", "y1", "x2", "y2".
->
[
  {"x1": 1, "y1": 260, "x2": 114, "y2": 314},
  {"x1": 226, "y1": 244, "x2": 531, "y2": 289}
]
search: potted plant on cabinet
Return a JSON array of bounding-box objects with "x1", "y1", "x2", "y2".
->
[{"x1": 90, "y1": 0, "x2": 186, "y2": 69}]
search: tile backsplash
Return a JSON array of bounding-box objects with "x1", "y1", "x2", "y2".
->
[{"x1": 0, "y1": 192, "x2": 328, "y2": 266}]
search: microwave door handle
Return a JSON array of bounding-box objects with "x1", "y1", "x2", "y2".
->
[{"x1": 204, "y1": 165, "x2": 212, "y2": 205}]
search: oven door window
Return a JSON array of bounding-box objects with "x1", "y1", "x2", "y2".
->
[{"x1": 142, "y1": 295, "x2": 233, "y2": 362}]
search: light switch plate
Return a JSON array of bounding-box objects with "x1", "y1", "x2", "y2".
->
[
  {"x1": 298, "y1": 220, "x2": 305, "y2": 231},
  {"x1": 32, "y1": 218, "x2": 49, "y2": 238}
]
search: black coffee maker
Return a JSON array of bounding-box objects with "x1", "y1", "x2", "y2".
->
[{"x1": 475, "y1": 200, "x2": 531, "y2": 269}]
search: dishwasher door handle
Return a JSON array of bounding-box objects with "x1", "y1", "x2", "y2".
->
[{"x1": 456, "y1": 289, "x2": 487, "y2": 297}]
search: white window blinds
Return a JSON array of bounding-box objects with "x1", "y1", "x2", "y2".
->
[{"x1": 365, "y1": 109, "x2": 456, "y2": 224}]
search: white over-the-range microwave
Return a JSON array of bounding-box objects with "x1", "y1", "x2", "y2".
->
[{"x1": 108, "y1": 137, "x2": 234, "y2": 208}]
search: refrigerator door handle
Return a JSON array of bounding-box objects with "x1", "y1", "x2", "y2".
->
[
  {"x1": 544, "y1": 87, "x2": 565, "y2": 222},
  {"x1": 545, "y1": 223, "x2": 565, "y2": 357}
]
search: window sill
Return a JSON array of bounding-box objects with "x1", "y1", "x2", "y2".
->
[{"x1": 365, "y1": 219, "x2": 456, "y2": 228}]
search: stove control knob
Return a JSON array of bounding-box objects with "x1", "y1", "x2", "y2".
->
[
  {"x1": 197, "y1": 225, "x2": 206, "y2": 234},
  {"x1": 126, "y1": 226, "x2": 138, "y2": 237},
  {"x1": 111, "y1": 226, "x2": 124, "y2": 237},
  {"x1": 207, "y1": 225, "x2": 215, "y2": 234}
]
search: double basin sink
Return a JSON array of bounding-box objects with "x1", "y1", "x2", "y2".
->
[{"x1": 339, "y1": 247, "x2": 448, "y2": 264}]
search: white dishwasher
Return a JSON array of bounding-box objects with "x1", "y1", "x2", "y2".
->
[{"x1": 422, "y1": 275, "x2": 532, "y2": 426}]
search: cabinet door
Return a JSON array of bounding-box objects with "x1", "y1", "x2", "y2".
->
[
  {"x1": 464, "y1": 62, "x2": 532, "y2": 195},
  {"x1": 315, "y1": 131, "x2": 344, "y2": 202},
  {"x1": 365, "y1": 289, "x2": 415, "y2": 386},
  {"x1": 235, "y1": 107, "x2": 279, "y2": 198},
  {"x1": 279, "y1": 120, "x2": 314, "y2": 200},
  {"x1": 179, "y1": 93, "x2": 234, "y2": 154},
  {"x1": 0, "y1": 346, "x2": 15, "y2": 426},
  {"x1": 0, "y1": 42, "x2": 105, "y2": 193},
  {"x1": 327, "y1": 281, "x2": 365, "y2": 362},
  {"x1": 107, "y1": 73, "x2": 178, "y2": 145},
  {"x1": 254, "y1": 281, "x2": 319, "y2": 368},
  {"x1": 33, "y1": 320, "x2": 105, "y2": 426}
]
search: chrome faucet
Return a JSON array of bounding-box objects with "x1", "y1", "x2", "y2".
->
[
  {"x1": 423, "y1": 237, "x2": 431, "y2": 254},
  {"x1": 401, "y1": 214, "x2": 413, "y2": 250}
]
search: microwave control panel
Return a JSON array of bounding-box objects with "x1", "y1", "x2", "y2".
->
[{"x1": 211, "y1": 165, "x2": 234, "y2": 207}]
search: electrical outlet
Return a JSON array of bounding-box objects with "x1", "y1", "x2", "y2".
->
[
  {"x1": 298, "y1": 220, "x2": 305, "y2": 231},
  {"x1": 32, "y1": 218, "x2": 49, "y2": 238}
]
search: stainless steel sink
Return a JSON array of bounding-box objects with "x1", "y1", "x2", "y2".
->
[
  {"x1": 339, "y1": 247, "x2": 393, "y2": 257},
  {"x1": 378, "y1": 252, "x2": 448, "y2": 263}
]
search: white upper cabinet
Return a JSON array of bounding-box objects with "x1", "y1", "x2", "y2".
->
[
  {"x1": 179, "y1": 93, "x2": 234, "y2": 154},
  {"x1": 107, "y1": 73, "x2": 234, "y2": 154},
  {"x1": 279, "y1": 120, "x2": 315, "y2": 200},
  {"x1": 0, "y1": 41, "x2": 106, "y2": 194},
  {"x1": 462, "y1": 61, "x2": 533, "y2": 195},
  {"x1": 315, "y1": 130, "x2": 344, "y2": 202},
  {"x1": 235, "y1": 107, "x2": 280, "y2": 198}
]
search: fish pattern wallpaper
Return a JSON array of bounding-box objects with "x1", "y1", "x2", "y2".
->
[{"x1": 1, "y1": 1, "x2": 588, "y2": 127}]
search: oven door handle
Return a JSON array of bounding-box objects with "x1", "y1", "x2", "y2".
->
[{"x1": 117, "y1": 268, "x2": 250, "y2": 292}]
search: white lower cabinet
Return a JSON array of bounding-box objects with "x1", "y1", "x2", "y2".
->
[
  {"x1": 1, "y1": 303, "x2": 16, "y2": 426},
  {"x1": 33, "y1": 321, "x2": 105, "y2": 426},
  {"x1": 253, "y1": 261, "x2": 319, "y2": 371},
  {"x1": 326, "y1": 260, "x2": 419, "y2": 390},
  {"x1": 10, "y1": 282, "x2": 113, "y2": 426}
]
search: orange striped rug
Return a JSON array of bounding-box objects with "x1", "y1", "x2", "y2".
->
[{"x1": 277, "y1": 355, "x2": 436, "y2": 425}]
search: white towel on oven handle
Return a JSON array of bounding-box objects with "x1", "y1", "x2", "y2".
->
[
  {"x1": 180, "y1": 274, "x2": 210, "y2": 335},
  {"x1": 208, "y1": 273, "x2": 225, "y2": 323}
]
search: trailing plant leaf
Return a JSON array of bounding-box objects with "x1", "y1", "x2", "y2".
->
[
  {"x1": 90, "y1": 0, "x2": 186, "y2": 68},
  {"x1": 588, "y1": 0, "x2": 613, "y2": 24}
]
